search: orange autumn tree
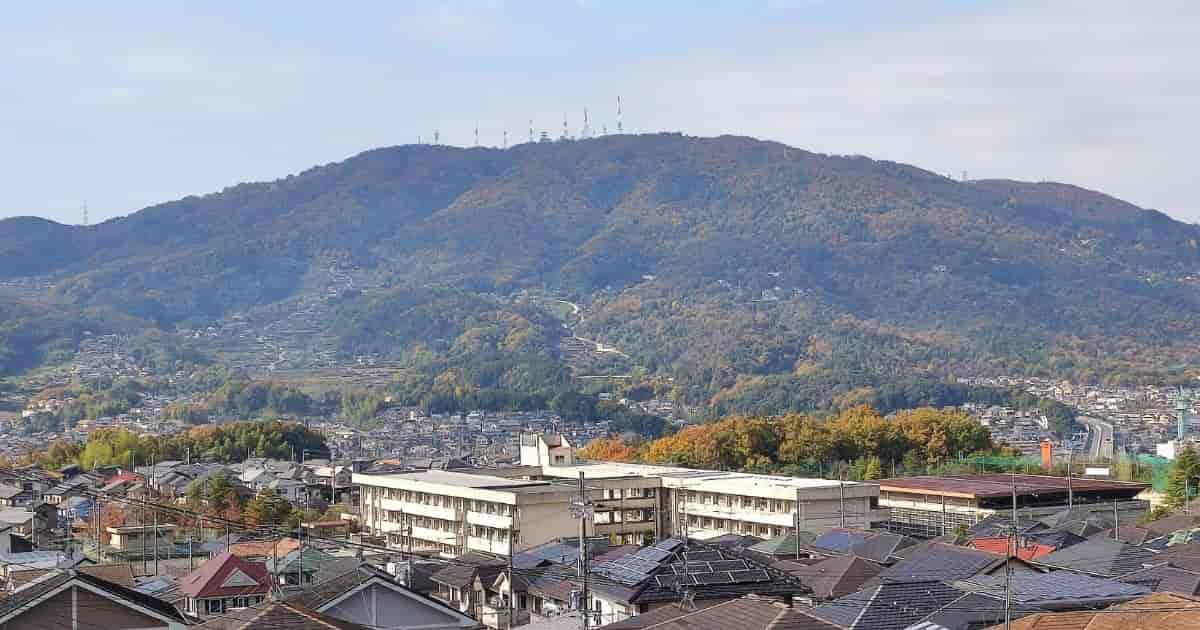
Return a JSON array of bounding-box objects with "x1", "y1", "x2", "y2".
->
[
  {"x1": 592, "y1": 405, "x2": 994, "y2": 477},
  {"x1": 578, "y1": 437, "x2": 640, "y2": 462}
]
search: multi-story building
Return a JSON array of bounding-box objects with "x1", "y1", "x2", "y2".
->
[
  {"x1": 877, "y1": 474, "x2": 1151, "y2": 537},
  {"x1": 355, "y1": 469, "x2": 588, "y2": 557},
  {"x1": 356, "y1": 434, "x2": 881, "y2": 557}
]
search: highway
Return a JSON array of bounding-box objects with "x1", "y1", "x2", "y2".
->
[{"x1": 1077, "y1": 415, "x2": 1115, "y2": 460}]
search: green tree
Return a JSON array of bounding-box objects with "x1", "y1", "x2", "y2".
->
[{"x1": 862, "y1": 456, "x2": 883, "y2": 481}]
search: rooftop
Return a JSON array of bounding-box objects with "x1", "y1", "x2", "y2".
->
[
  {"x1": 880, "y1": 474, "x2": 1149, "y2": 499},
  {"x1": 354, "y1": 469, "x2": 571, "y2": 494}
]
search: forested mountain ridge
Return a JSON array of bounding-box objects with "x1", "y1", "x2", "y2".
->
[{"x1": 3, "y1": 133, "x2": 1198, "y2": 408}]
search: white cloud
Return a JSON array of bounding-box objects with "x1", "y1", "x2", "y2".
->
[{"x1": 624, "y1": 0, "x2": 1200, "y2": 220}]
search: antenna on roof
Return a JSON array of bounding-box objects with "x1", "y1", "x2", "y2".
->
[{"x1": 617, "y1": 96, "x2": 623, "y2": 134}]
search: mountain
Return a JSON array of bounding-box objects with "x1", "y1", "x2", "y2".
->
[{"x1": 2, "y1": 133, "x2": 1198, "y2": 409}]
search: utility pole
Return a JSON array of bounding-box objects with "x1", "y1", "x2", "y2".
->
[
  {"x1": 838, "y1": 470, "x2": 846, "y2": 528},
  {"x1": 794, "y1": 487, "x2": 802, "y2": 560},
  {"x1": 1067, "y1": 450, "x2": 1074, "y2": 509},
  {"x1": 570, "y1": 472, "x2": 594, "y2": 630},
  {"x1": 507, "y1": 517, "x2": 517, "y2": 627},
  {"x1": 152, "y1": 452, "x2": 159, "y2": 576},
  {"x1": 1113, "y1": 500, "x2": 1120, "y2": 541}
]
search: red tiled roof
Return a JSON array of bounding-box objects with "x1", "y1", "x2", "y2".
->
[
  {"x1": 970, "y1": 537, "x2": 1057, "y2": 561},
  {"x1": 179, "y1": 551, "x2": 270, "y2": 599}
]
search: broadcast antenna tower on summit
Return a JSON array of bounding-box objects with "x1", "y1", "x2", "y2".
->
[
  {"x1": 82, "y1": 201, "x2": 88, "y2": 227},
  {"x1": 617, "y1": 96, "x2": 623, "y2": 133},
  {"x1": 580, "y1": 107, "x2": 591, "y2": 140}
]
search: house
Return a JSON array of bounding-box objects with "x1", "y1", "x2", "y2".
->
[
  {"x1": 178, "y1": 551, "x2": 271, "y2": 618},
  {"x1": 268, "y1": 477, "x2": 306, "y2": 502},
  {"x1": 288, "y1": 560, "x2": 484, "y2": 630},
  {"x1": 57, "y1": 496, "x2": 93, "y2": 525},
  {"x1": 956, "y1": 571, "x2": 1150, "y2": 611},
  {"x1": 596, "y1": 596, "x2": 840, "y2": 630},
  {"x1": 990, "y1": 592, "x2": 1200, "y2": 629},
  {"x1": 586, "y1": 538, "x2": 806, "y2": 625},
  {"x1": 430, "y1": 552, "x2": 508, "y2": 620},
  {"x1": 1033, "y1": 536, "x2": 1158, "y2": 577},
  {"x1": 1119, "y1": 563, "x2": 1200, "y2": 595},
  {"x1": 809, "y1": 579, "x2": 964, "y2": 630},
  {"x1": 873, "y1": 542, "x2": 1025, "y2": 584},
  {"x1": 193, "y1": 599, "x2": 371, "y2": 629},
  {"x1": 266, "y1": 546, "x2": 334, "y2": 587},
  {"x1": 0, "y1": 484, "x2": 37, "y2": 508},
  {"x1": 776, "y1": 555, "x2": 882, "y2": 600},
  {"x1": 0, "y1": 568, "x2": 188, "y2": 629}
]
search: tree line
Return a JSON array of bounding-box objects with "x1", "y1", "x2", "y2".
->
[{"x1": 578, "y1": 405, "x2": 996, "y2": 479}]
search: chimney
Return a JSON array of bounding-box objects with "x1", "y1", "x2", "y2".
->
[{"x1": 1040, "y1": 440, "x2": 1053, "y2": 472}]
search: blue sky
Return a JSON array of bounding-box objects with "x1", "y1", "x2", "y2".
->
[{"x1": 5, "y1": 0, "x2": 1199, "y2": 224}]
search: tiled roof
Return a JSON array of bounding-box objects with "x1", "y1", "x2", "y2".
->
[
  {"x1": 810, "y1": 579, "x2": 964, "y2": 630},
  {"x1": 1119, "y1": 563, "x2": 1200, "y2": 595},
  {"x1": 970, "y1": 537, "x2": 1057, "y2": 561},
  {"x1": 785, "y1": 555, "x2": 881, "y2": 600},
  {"x1": 266, "y1": 547, "x2": 334, "y2": 575},
  {"x1": 962, "y1": 571, "x2": 1150, "y2": 605},
  {"x1": 179, "y1": 550, "x2": 271, "y2": 599},
  {"x1": 991, "y1": 591, "x2": 1200, "y2": 630},
  {"x1": 851, "y1": 533, "x2": 917, "y2": 564},
  {"x1": 593, "y1": 597, "x2": 839, "y2": 630},
  {"x1": 750, "y1": 533, "x2": 819, "y2": 557},
  {"x1": 1033, "y1": 537, "x2": 1158, "y2": 577},
  {"x1": 875, "y1": 542, "x2": 1004, "y2": 583},
  {"x1": 812, "y1": 529, "x2": 872, "y2": 554},
  {"x1": 286, "y1": 564, "x2": 380, "y2": 609},
  {"x1": 1089, "y1": 526, "x2": 1150, "y2": 546},
  {"x1": 0, "y1": 569, "x2": 186, "y2": 625},
  {"x1": 195, "y1": 599, "x2": 372, "y2": 629}
]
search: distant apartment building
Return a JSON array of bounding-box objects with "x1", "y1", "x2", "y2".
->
[{"x1": 356, "y1": 434, "x2": 880, "y2": 558}]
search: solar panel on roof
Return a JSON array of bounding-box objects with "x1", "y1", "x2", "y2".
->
[
  {"x1": 683, "y1": 551, "x2": 723, "y2": 562},
  {"x1": 675, "y1": 575, "x2": 698, "y2": 586},
  {"x1": 655, "y1": 575, "x2": 679, "y2": 588},
  {"x1": 694, "y1": 572, "x2": 733, "y2": 585},
  {"x1": 709, "y1": 560, "x2": 749, "y2": 572},
  {"x1": 729, "y1": 569, "x2": 771, "y2": 583},
  {"x1": 654, "y1": 539, "x2": 683, "y2": 551}
]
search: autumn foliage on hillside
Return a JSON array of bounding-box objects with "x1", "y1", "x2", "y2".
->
[{"x1": 579, "y1": 405, "x2": 993, "y2": 479}]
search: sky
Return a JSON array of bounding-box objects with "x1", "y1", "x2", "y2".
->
[{"x1": 4, "y1": 0, "x2": 1199, "y2": 224}]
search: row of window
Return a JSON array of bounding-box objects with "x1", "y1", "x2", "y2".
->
[
  {"x1": 593, "y1": 509, "x2": 654, "y2": 524},
  {"x1": 603, "y1": 488, "x2": 656, "y2": 499},
  {"x1": 370, "y1": 487, "x2": 515, "y2": 516},
  {"x1": 684, "y1": 492, "x2": 796, "y2": 512},
  {"x1": 684, "y1": 515, "x2": 787, "y2": 538}
]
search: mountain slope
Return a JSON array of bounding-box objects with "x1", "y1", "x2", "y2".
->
[{"x1": 2, "y1": 133, "x2": 1198, "y2": 401}]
